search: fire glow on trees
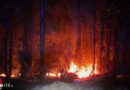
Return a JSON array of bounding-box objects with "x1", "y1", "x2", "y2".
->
[
  {"x1": 0, "y1": 62, "x2": 99, "y2": 79},
  {"x1": 0, "y1": 0, "x2": 129, "y2": 81}
]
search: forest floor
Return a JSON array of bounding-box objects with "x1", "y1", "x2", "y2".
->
[{"x1": 1, "y1": 75, "x2": 130, "y2": 90}]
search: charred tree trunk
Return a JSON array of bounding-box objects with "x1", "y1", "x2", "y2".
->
[
  {"x1": 120, "y1": 0, "x2": 128, "y2": 74},
  {"x1": 92, "y1": 0, "x2": 96, "y2": 74},
  {"x1": 106, "y1": 11, "x2": 112, "y2": 73},
  {"x1": 23, "y1": 19, "x2": 27, "y2": 53},
  {"x1": 40, "y1": 0, "x2": 45, "y2": 78},
  {"x1": 20, "y1": 1, "x2": 28, "y2": 78},
  {"x1": 99, "y1": 0, "x2": 105, "y2": 74},
  {"x1": 3, "y1": 23, "x2": 8, "y2": 77},
  {"x1": 8, "y1": 16, "x2": 13, "y2": 79},
  {"x1": 3, "y1": 1, "x2": 13, "y2": 79},
  {"x1": 106, "y1": 22, "x2": 112, "y2": 73},
  {"x1": 20, "y1": 15, "x2": 28, "y2": 78},
  {"x1": 75, "y1": 0, "x2": 81, "y2": 62},
  {"x1": 27, "y1": 18, "x2": 34, "y2": 76},
  {"x1": 113, "y1": 30, "x2": 119, "y2": 75}
]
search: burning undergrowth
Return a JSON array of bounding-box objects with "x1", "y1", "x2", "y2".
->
[{"x1": 45, "y1": 62, "x2": 99, "y2": 79}]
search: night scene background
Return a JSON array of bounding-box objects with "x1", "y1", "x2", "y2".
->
[{"x1": 0, "y1": 0, "x2": 129, "y2": 90}]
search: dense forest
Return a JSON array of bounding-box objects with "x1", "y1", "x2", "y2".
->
[{"x1": 0, "y1": 0, "x2": 129, "y2": 79}]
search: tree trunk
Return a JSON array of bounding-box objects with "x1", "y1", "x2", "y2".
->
[
  {"x1": 92, "y1": 0, "x2": 96, "y2": 74},
  {"x1": 113, "y1": 30, "x2": 119, "y2": 75},
  {"x1": 20, "y1": 0, "x2": 30, "y2": 78},
  {"x1": 40, "y1": 0, "x2": 45, "y2": 78},
  {"x1": 99, "y1": 0, "x2": 105, "y2": 74},
  {"x1": 75, "y1": 0, "x2": 81, "y2": 62},
  {"x1": 8, "y1": 16, "x2": 13, "y2": 79},
  {"x1": 3, "y1": 23, "x2": 8, "y2": 77},
  {"x1": 120, "y1": 0, "x2": 128, "y2": 74},
  {"x1": 106, "y1": 24, "x2": 111, "y2": 73},
  {"x1": 23, "y1": 18, "x2": 27, "y2": 53},
  {"x1": 20, "y1": 11, "x2": 28, "y2": 78},
  {"x1": 106, "y1": 13, "x2": 112, "y2": 73}
]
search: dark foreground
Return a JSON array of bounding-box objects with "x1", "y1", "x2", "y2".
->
[{"x1": 1, "y1": 75, "x2": 130, "y2": 90}]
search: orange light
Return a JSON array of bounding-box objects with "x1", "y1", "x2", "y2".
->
[
  {"x1": 46, "y1": 72, "x2": 61, "y2": 78},
  {"x1": 11, "y1": 74, "x2": 16, "y2": 78}
]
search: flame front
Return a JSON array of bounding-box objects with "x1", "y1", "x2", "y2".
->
[
  {"x1": 68, "y1": 62, "x2": 93, "y2": 78},
  {"x1": 46, "y1": 62, "x2": 98, "y2": 79},
  {"x1": 76, "y1": 66, "x2": 93, "y2": 78}
]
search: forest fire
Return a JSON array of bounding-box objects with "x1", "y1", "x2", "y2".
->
[
  {"x1": 46, "y1": 62, "x2": 99, "y2": 79},
  {"x1": 0, "y1": 0, "x2": 129, "y2": 89}
]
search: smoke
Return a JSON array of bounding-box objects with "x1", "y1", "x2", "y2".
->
[
  {"x1": 31, "y1": 81, "x2": 85, "y2": 90},
  {"x1": 31, "y1": 81, "x2": 104, "y2": 90}
]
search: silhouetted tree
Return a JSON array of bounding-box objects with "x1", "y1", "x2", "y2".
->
[
  {"x1": 8, "y1": 16, "x2": 13, "y2": 79},
  {"x1": 4, "y1": 1, "x2": 13, "y2": 79},
  {"x1": 3, "y1": 23, "x2": 8, "y2": 77},
  {"x1": 92, "y1": 0, "x2": 96, "y2": 74},
  {"x1": 40, "y1": 0, "x2": 45, "y2": 78},
  {"x1": 19, "y1": 0, "x2": 30, "y2": 78},
  {"x1": 75, "y1": 0, "x2": 81, "y2": 62},
  {"x1": 99, "y1": 0, "x2": 105, "y2": 73},
  {"x1": 106, "y1": 8, "x2": 112, "y2": 73},
  {"x1": 120, "y1": 0, "x2": 128, "y2": 74},
  {"x1": 113, "y1": 29, "x2": 119, "y2": 75}
]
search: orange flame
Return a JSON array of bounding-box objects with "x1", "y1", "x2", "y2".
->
[
  {"x1": 76, "y1": 66, "x2": 93, "y2": 78},
  {"x1": 68, "y1": 62, "x2": 77, "y2": 73},
  {"x1": 45, "y1": 62, "x2": 98, "y2": 79},
  {"x1": 68, "y1": 62, "x2": 93, "y2": 78},
  {"x1": 46, "y1": 72, "x2": 61, "y2": 78}
]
